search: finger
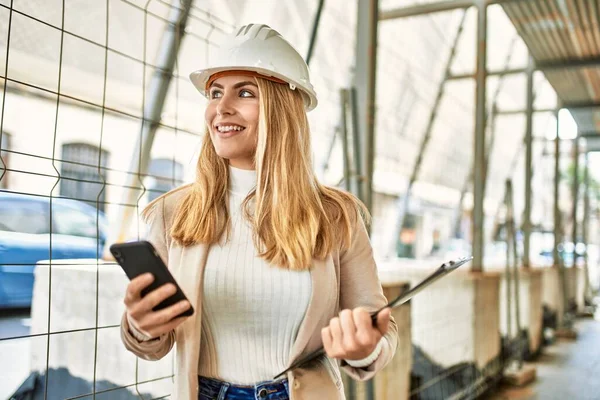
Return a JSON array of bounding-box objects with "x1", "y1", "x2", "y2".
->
[
  {"x1": 144, "y1": 300, "x2": 191, "y2": 328},
  {"x1": 321, "y1": 327, "x2": 334, "y2": 357},
  {"x1": 148, "y1": 315, "x2": 189, "y2": 338},
  {"x1": 375, "y1": 308, "x2": 392, "y2": 335},
  {"x1": 329, "y1": 317, "x2": 344, "y2": 356},
  {"x1": 353, "y1": 307, "x2": 376, "y2": 347},
  {"x1": 136, "y1": 283, "x2": 177, "y2": 314},
  {"x1": 124, "y1": 273, "x2": 154, "y2": 306},
  {"x1": 126, "y1": 312, "x2": 152, "y2": 338},
  {"x1": 339, "y1": 309, "x2": 358, "y2": 350}
]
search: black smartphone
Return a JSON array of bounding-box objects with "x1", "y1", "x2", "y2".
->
[{"x1": 110, "y1": 240, "x2": 194, "y2": 318}]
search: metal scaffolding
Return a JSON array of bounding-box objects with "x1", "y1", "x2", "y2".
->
[
  {"x1": 378, "y1": 0, "x2": 600, "y2": 273},
  {"x1": 389, "y1": 10, "x2": 468, "y2": 258}
]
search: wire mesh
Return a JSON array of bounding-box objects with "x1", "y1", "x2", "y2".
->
[{"x1": 0, "y1": 1, "x2": 204, "y2": 398}]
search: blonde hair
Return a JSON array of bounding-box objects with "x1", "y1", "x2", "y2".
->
[{"x1": 144, "y1": 78, "x2": 369, "y2": 270}]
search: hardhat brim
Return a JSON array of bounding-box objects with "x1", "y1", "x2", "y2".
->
[{"x1": 190, "y1": 66, "x2": 318, "y2": 111}]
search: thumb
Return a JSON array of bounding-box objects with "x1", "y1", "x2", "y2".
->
[{"x1": 375, "y1": 307, "x2": 391, "y2": 335}]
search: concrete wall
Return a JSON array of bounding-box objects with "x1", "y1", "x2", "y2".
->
[
  {"x1": 378, "y1": 260, "x2": 501, "y2": 371},
  {"x1": 541, "y1": 266, "x2": 586, "y2": 325},
  {"x1": 497, "y1": 268, "x2": 543, "y2": 354},
  {"x1": 30, "y1": 261, "x2": 174, "y2": 398}
]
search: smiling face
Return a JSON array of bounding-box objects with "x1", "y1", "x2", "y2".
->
[{"x1": 205, "y1": 74, "x2": 260, "y2": 170}]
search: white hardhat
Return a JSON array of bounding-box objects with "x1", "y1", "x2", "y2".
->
[{"x1": 190, "y1": 23, "x2": 318, "y2": 111}]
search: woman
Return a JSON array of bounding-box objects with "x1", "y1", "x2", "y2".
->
[{"x1": 120, "y1": 23, "x2": 397, "y2": 400}]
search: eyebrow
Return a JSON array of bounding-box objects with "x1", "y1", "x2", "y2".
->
[{"x1": 209, "y1": 81, "x2": 258, "y2": 90}]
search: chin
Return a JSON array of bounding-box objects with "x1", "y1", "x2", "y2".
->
[{"x1": 214, "y1": 148, "x2": 238, "y2": 160}]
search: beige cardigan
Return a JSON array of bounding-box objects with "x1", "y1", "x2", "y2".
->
[{"x1": 120, "y1": 186, "x2": 398, "y2": 399}]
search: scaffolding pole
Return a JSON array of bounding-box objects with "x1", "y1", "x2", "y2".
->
[
  {"x1": 389, "y1": 11, "x2": 467, "y2": 258},
  {"x1": 572, "y1": 136, "x2": 580, "y2": 245},
  {"x1": 353, "y1": 0, "x2": 379, "y2": 221},
  {"x1": 523, "y1": 56, "x2": 534, "y2": 268},
  {"x1": 583, "y1": 152, "x2": 591, "y2": 298},
  {"x1": 380, "y1": 0, "x2": 472, "y2": 19},
  {"x1": 111, "y1": 0, "x2": 192, "y2": 247},
  {"x1": 340, "y1": 89, "x2": 351, "y2": 192},
  {"x1": 553, "y1": 110, "x2": 561, "y2": 267},
  {"x1": 380, "y1": 0, "x2": 530, "y2": 20},
  {"x1": 555, "y1": 110, "x2": 569, "y2": 328},
  {"x1": 352, "y1": 3, "x2": 378, "y2": 398},
  {"x1": 350, "y1": 87, "x2": 362, "y2": 201},
  {"x1": 472, "y1": 0, "x2": 487, "y2": 271}
]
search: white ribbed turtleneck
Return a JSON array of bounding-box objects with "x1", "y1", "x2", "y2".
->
[{"x1": 197, "y1": 166, "x2": 312, "y2": 384}]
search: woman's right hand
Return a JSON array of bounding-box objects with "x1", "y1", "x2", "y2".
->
[{"x1": 124, "y1": 273, "x2": 192, "y2": 340}]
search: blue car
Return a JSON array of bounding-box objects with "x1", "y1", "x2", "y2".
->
[{"x1": 0, "y1": 192, "x2": 108, "y2": 308}]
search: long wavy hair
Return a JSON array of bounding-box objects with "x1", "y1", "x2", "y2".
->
[{"x1": 144, "y1": 77, "x2": 369, "y2": 270}]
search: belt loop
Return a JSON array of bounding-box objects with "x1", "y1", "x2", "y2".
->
[{"x1": 217, "y1": 381, "x2": 230, "y2": 400}]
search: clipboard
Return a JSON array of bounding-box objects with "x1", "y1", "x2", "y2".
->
[{"x1": 273, "y1": 256, "x2": 473, "y2": 379}]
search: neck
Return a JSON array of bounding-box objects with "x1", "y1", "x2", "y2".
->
[
  {"x1": 229, "y1": 164, "x2": 257, "y2": 196},
  {"x1": 229, "y1": 159, "x2": 255, "y2": 171}
]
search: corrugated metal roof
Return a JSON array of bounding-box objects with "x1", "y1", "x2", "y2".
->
[{"x1": 501, "y1": 0, "x2": 600, "y2": 135}]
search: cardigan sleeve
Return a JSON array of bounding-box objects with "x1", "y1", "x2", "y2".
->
[{"x1": 338, "y1": 215, "x2": 398, "y2": 380}]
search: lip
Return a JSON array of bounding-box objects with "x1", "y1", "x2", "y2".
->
[{"x1": 213, "y1": 123, "x2": 246, "y2": 139}]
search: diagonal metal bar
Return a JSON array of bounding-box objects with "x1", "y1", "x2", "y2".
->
[
  {"x1": 305, "y1": 0, "x2": 325, "y2": 66},
  {"x1": 387, "y1": 10, "x2": 468, "y2": 257},
  {"x1": 110, "y1": 0, "x2": 193, "y2": 248}
]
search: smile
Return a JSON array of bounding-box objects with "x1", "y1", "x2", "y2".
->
[
  {"x1": 214, "y1": 124, "x2": 246, "y2": 138},
  {"x1": 216, "y1": 125, "x2": 245, "y2": 132}
]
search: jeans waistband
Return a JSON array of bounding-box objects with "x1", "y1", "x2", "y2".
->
[{"x1": 198, "y1": 375, "x2": 290, "y2": 400}]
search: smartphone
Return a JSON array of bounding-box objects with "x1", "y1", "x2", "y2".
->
[{"x1": 110, "y1": 240, "x2": 194, "y2": 318}]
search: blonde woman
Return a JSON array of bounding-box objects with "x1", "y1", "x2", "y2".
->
[{"x1": 120, "y1": 24, "x2": 397, "y2": 400}]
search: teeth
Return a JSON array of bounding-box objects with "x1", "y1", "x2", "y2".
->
[{"x1": 217, "y1": 125, "x2": 244, "y2": 132}]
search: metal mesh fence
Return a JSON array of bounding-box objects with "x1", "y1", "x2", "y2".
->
[{"x1": 0, "y1": 1, "x2": 211, "y2": 398}]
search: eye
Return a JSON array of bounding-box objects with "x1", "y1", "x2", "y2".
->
[
  {"x1": 209, "y1": 89, "x2": 222, "y2": 99},
  {"x1": 240, "y1": 89, "x2": 255, "y2": 98}
]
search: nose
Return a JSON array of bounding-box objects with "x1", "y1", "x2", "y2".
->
[{"x1": 216, "y1": 94, "x2": 235, "y2": 116}]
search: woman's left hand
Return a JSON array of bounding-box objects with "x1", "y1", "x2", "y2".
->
[{"x1": 321, "y1": 307, "x2": 391, "y2": 361}]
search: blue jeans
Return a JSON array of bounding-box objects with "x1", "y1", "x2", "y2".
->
[{"x1": 198, "y1": 376, "x2": 290, "y2": 400}]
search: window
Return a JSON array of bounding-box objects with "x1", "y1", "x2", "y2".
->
[
  {"x1": 60, "y1": 143, "x2": 110, "y2": 211},
  {"x1": 0, "y1": 197, "x2": 49, "y2": 234},
  {"x1": 147, "y1": 158, "x2": 184, "y2": 202},
  {"x1": 0, "y1": 132, "x2": 10, "y2": 189}
]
